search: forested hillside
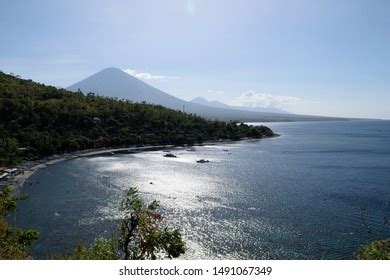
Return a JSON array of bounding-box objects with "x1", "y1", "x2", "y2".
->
[{"x1": 0, "y1": 72, "x2": 274, "y2": 164}]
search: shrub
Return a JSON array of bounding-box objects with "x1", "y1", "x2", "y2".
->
[{"x1": 68, "y1": 187, "x2": 185, "y2": 260}]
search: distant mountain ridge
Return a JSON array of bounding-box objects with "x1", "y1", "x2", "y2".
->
[
  {"x1": 67, "y1": 68, "x2": 345, "y2": 122},
  {"x1": 190, "y1": 97, "x2": 290, "y2": 114},
  {"x1": 190, "y1": 97, "x2": 229, "y2": 109}
]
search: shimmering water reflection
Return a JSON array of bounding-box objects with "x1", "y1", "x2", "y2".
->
[{"x1": 12, "y1": 121, "x2": 390, "y2": 259}]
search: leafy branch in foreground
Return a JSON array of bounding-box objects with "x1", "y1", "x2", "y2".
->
[
  {"x1": 357, "y1": 240, "x2": 390, "y2": 260},
  {"x1": 69, "y1": 187, "x2": 185, "y2": 260},
  {"x1": 0, "y1": 186, "x2": 39, "y2": 259},
  {"x1": 357, "y1": 208, "x2": 390, "y2": 260}
]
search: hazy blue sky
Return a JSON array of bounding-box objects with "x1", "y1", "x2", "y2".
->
[{"x1": 1, "y1": 0, "x2": 389, "y2": 118}]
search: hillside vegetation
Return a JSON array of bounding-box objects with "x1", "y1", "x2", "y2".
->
[
  {"x1": 0, "y1": 71, "x2": 274, "y2": 165},
  {"x1": 0, "y1": 187, "x2": 39, "y2": 259}
]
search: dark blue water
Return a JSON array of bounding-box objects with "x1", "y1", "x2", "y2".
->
[{"x1": 11, "y1": 121, "x2": 390, "y2": 259}]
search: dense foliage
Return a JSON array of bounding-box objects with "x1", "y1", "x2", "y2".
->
[
  {"x1": 357, "y1": 240, "x2": 390, "y2": 260},
  {"x1": 0, "y1": 71, "x2": 274, "y2": 165},
  {"x1": 68, "y1": 187, "x2": 185, "y2": 260},
  {"x1": 357, "y1": 209, "x2": 390, "y2": 259},
  {"x1": 0, "y1": 187, "x2": 39, "y2": 259}
]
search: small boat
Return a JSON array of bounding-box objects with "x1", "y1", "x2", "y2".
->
[
  {"x1": 162, "y1": 150, "x2": 171, "y2": 152},
  {"x1": 196, "y1": 159, "x2": 209, "y2": 163},
  {"x1": 164, "y1": 153, "x2": 177, "y2": 158},
  {"x1": 186, "y1": 148, "x2": 195, "y2": 152},
  {"x1": 223, "y1": 149, "x2": 229, "y2": 152}
]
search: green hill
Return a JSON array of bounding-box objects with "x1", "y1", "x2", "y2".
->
[{"x1": 0, "y1": 71, "x2": 274, "y2": 164}]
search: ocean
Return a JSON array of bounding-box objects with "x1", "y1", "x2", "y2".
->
[{"x1": 10, "y1": 120, "x2": 390, "y2": 259}]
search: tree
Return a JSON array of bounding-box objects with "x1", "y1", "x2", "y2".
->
[
  {"x1": 357, "y1": 209, "x2": 389, "y2": 259},
  {"x1": 0, "y1": 137, "x2": 19, "y2": 164},
  {"x1": 358, "y1": 240, "x2": 390, "y2": 260},
  {"x1": 0, "y1": 186, "x2": 40, "y2": 259},
  {"x1": 69, "y1": 187, "x2": 185, "y2": 260}
]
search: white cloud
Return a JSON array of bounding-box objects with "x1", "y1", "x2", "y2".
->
[
  {"x1": 231, "y1": 91, "x2": 300, "y2": 108},
  {"x1": 207, "y1": 89, "x2": 224, "y2": 96},
  {"x1": 123, "y1": 69, "x2": 179, "y2": 81}
]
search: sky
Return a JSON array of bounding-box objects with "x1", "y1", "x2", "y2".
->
[{"x1": 0, "y1": 0, "x2": 389, "y2": 119}]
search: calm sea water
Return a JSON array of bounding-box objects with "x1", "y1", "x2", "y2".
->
[{"x1": 11, "y1": 120, "x2": 390, "y2": 259}]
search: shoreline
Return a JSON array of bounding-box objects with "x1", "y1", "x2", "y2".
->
[
  {"x1": 8, "y1": 135, "x2": 278, "y2": 192},
  {"x1": 10, "y1": 145, "x2": 174, "y2": 193}
]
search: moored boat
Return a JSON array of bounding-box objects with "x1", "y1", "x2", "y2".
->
[{"x1": 164, "y1": 153, "x2": 177, "y2": 158}]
